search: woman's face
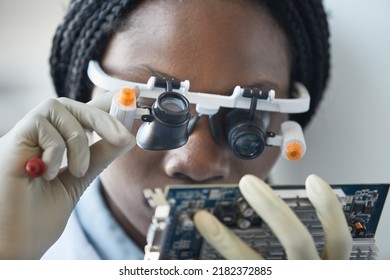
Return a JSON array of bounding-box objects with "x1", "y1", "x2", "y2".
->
[{"x1": 96, "y1": 0, "x2": 291, "y2": 247}]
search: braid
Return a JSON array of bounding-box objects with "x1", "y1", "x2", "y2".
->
[
  {"x1": 262, "y1": 0, "x2": 331, "y2": 128},
  {"x1": 50, "y1": 0, "x2": 141, "y2": 102},
  {"x1": 50, "y1": 0, "x2": 330, "y2": 128}
]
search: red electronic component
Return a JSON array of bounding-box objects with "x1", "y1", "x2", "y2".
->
[{"x1": 25, "y1": 157, "x2": 45, "y2": 178}]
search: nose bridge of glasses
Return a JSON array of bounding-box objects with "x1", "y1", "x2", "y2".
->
[{"x1": 187, "y1": 101, "x2": 223, "y2": 141}]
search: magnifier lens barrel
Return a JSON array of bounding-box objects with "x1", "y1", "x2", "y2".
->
[
  {"x1": 225, "y1": 109, "x2": 266, "y2": 159},
  {"x1": 136, "y1": 92, "x2": 190, "y2": 150},
  {"x1": 228, "y1": 123, "x2": 266, "y2": 159},
  {"x1": 153, "y1": 92, "x2": 189, "y2": 125}
]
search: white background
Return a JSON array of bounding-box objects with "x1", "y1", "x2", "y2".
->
[{"x1": 0, "y1": 0, "x2": 389, "y2": 259}]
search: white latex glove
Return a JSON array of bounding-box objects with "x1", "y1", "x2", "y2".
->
[
  {"x1": 0, "y1": 92, "x2": 136, "y2": 259},
  {"x1": 194, "y1": 174, "x2": 353, "y2": 260}
]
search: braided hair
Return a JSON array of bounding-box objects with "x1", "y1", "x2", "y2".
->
[{"x1": 50, "y1": 0, "x2": 330, "y2": 128}]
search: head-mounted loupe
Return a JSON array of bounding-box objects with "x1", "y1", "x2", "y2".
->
[
  {"x1": 138, "y1": 89, "x2": 190, "y2": 150},
  {"x1": 87, "y1": 60, "x2": 310, "y2": 161}
]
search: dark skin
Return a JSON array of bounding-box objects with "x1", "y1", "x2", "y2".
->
[{"x1": 93, "y1": 0, "x2": 291, "y2": 249}]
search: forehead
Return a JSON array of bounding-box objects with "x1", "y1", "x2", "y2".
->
[{"x1": 102, "y1": 0, "x2": 291, "y2": 97}]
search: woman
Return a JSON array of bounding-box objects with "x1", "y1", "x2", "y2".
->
[{"x1": 0, "y1": 0, "x2": 351, "y2": 259}]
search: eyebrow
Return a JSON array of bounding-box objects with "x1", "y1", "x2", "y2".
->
[{"x1": 124, "y1": 64, "x2": 283, "y2": 96}]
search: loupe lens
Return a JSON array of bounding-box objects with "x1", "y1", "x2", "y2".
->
[
  {"x1": 154, "y1": 92, "x2": 189, "y2": 124},
  {"x1": 225, "y1": 109, "x2": 266, "y2": 159},
  {"x1": 229, "y1": 124, "x2": 266, "y2": 159},
  {"x1": 160, "y1": 96, "x2": 186, "y2": 112},
  {"x1": 233, "y1": 130, "x2": 265, "y2": 158}
]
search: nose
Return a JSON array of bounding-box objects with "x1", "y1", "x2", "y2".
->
[{"x1": 163, "y1": 116, "x2": 230, "y2": 182}]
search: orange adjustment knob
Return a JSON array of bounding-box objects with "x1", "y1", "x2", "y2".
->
[
  {"x1": 285, "y1": 143, "x2": 303, "y2": 161},
  {"x1": 119, "y1": 88, "x2": 136, "y2": 106}
]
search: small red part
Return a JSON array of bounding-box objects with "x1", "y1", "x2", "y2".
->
[{"x1": 25, "y1": 157, "x2": 46, "y2": 178}]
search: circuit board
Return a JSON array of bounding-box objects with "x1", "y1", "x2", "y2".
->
[{"x1": 144, "y1": 183, "x2": 389, "y2": 260}]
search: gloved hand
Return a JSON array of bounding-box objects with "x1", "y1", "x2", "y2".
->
[
  {"x1": 0, "y1": 91, "x2": 135, "y2": 259},
  {"x1": 194, "y1": 174, "x2": 353, "y2": 259}
]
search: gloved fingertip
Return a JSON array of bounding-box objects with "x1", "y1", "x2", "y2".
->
[
  {"x1": 305, "y1": 174, "x2": 332, "y2": 197},
  {"x1": 194, "y1": 210, "x2": 220, "y2": 239},
  {"x1": 116, "y1": 132, "x2": 136, "y2": 148},
  {"x1": 67, "y1": 148, "x2": 90, "y2": 178},
  {"x1": 99, "y1": 114, "x2": 136, "y2": 147},
  {"x1": 68, "y1": 166, "x2": 87, "y2": 178},
  {"x1": 239, "y1": 174, "x2": 270, "y2": 197},
  {"x1": 42, "y1": 169, "x2": 59, "y2": 181},
  {"x1": 306, "y1": 174, "x2": 324, "y2": 185}
]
